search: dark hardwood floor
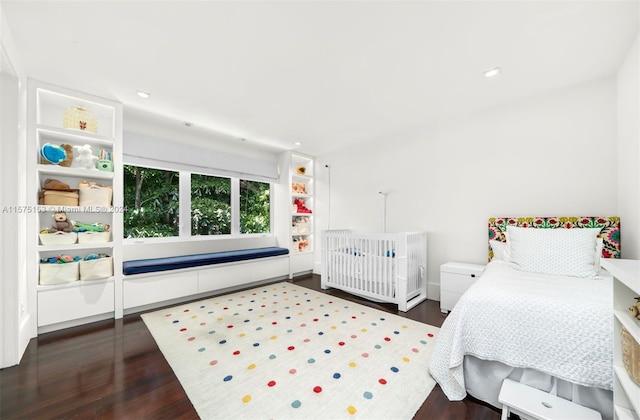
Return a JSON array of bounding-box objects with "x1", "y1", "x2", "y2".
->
[{"x1": 0, "y1": 274, "x2": 501, "y2": 419}]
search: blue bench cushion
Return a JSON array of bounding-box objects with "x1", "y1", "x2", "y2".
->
[{"x1": 123, "y1": 247, "x2": 289, "y2": 275}]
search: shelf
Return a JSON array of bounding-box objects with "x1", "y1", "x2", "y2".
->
[
  {"x1": 38, "y1": 242, "x2": 114, "y2": 252},
  {"x1": 37, "y1": 164, "x2": 114, "y2": 180},
  {"x1": 37, "y1": 125, "x2": 115, "y2": 146},
  {"x1": 37, "y1": 276, "x2": 114, "y2": 291},
  {"x1": 615, "y1": 310, "x2": 640, "y2": 343},
  {"x1": 614, "y1": 365, "x2": 640, "y2": 415},
  {"x1": 602, "y1": 259, "x2": 640, "y2": 292},
  {"x1": 614, "y1": 404, "x2": 638, "y2": 420}
]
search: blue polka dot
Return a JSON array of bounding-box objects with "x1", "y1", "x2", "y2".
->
[
  {"x1": 207, "y1": 311, "x2": 214, "y2": 314},
  {"x1": 371, "y1": 322, "x2": 378, "y2": 326},
  {"x1": 318, "y1": 331, "x2": 324, "y2": 335},
  {"x1": 244, "y1": 319, "x2": 250, "y2": 323},
  {"x1": 219, "y1": 339, "x2": 227, "y2": 344},
  {"x1": 198, "y1": 347, "x2": 206, "y2": 352},
  {"x1": 374, "y1": 344, "x2": 382, "y2": 349},
  {"x1": 324, "y1": 349, "x2": 331, "y2": 354},
  {"x1": 308, "y1": 358, "x2": 316, "y2": 364},
  {"x1": 209, "y1": 330, "x2": 215, "y2": 334},
  {"x1": 286, "y1": 316, "x2": 291, "y2": 319},
  {"x1": 394, "y1": 330, "x2": 400, "y2": 335},
  {"x1": 420, "y1": 340, "x2": 427, "y2": 345},
  {"x1": 269, "y1": 354, "x2": 277, "y2": 360},
  {"x1": 363, "y1": 391, "x2": 373, "y2": 399},
  {"x1": 324, "y1": 314, "x2": 329, "y2": 317},
  {"x1": 390, "y1": 366, "x2": 399, "y2": 373},
  {"x1": 341, "y1": 321, "x2": 347, "y2": 324},
  {"x1": 253, "y1": 342, "x2": 260, "y2": 347},
  {"x1": 200, "y1": 305, "x2": 205, "y2": 308},
  {"x1": 223, "y1": 375, "x2": 233, "y2": 382},
  {"x1": 292, "y1": 400, "x2": 302, "y2": 409},
  {"x1": 333, "y1": 373, "x2": 341, "y2": 379},
  {"x1": 380, "y1": 318, "x2": 386, "y2": 321},
  {"x1": 172, "y1": 320, "x2": 179, "y2": 323},
  {"x1": 256, "y1": 327, "x2": 263, "y2": 331}
]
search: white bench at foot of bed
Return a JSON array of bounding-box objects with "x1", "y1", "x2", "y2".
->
[{"x1": 498, "y1": 379, "x2": 602, "y2": 420}]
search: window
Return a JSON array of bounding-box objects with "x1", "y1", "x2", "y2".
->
[
  {"x1": 123, "y1": 165, "x2": 272, "y2": 239},
  {"x1": 191, "y1": 173, "x2": 231, "y2": 235},
  {"x1": 240, "y1": 179, "x2": 271, "y2": 234},
  {"x1": 123, "y1": 165, "x2": 180, "y2": 238}
]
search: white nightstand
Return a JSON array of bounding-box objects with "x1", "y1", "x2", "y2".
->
[{"x1": 440, "y1": 261, "x2": 486, "y2": 313}]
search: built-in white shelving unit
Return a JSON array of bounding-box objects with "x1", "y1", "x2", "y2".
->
[
  {"x1": 27, "y1": 80, "x2": 123, "y2": 333},
  {"x1": 601, "y1": 258, "x2": 640, "y2": 420}
]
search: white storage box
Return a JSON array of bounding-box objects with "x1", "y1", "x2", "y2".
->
[
  {"x1": 79, "y1": 184, "x2": 112, "y2": 206},
  {"x1": 39, "y1": 232, "x2": 78, "y2": 245},
  {"x1": 39, "y1": 262, "x2": 79, "y2": 285},
  {"x1": 77, "y1": 231, "x2": 111, "y2": 243},
  {"x1": 440, "y1": 261, "x2": 486, "y2": 313},
  {"x1": 80, "y1": 257, "x2": 113, "y2": 281}
]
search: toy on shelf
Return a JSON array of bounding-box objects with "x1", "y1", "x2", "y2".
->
[
  {"x1": 294, "y1": 198, "x2": 312, "y2": 214},
  {"x1": 292, "y1": 182, "x2": 307, "y2": 194},
  {"x1": 629, "y1": 296, "x2": 640, "y2": 320},
  {"x1": 49, "y1": 211, "x2": 74, "y2": 233},
  {"x1": 73, "y1": 221, "x2": 110, "y2": 232},
  {"x1": 72, "y1": 144, "x2": 99, "y2": 170},
  {"x1": 40, "y1": 143, "x2": 68, "y2": 165}
]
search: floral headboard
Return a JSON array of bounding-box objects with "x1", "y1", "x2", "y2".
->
[{"x1": 488, "y1": 216, "x2": 621, "y2": 261}]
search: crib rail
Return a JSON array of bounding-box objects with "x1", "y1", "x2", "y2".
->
[{"x1": 321, "y1": 230, "x2": 427, "y2": 311}]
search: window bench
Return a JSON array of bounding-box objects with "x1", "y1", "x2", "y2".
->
[{"x1": 122, "y1": 247, "x2": 290, "y2": 313}]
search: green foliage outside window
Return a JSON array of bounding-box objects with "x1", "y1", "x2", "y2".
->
[
  {"x1": 123, "y1": 165, "x2": 180, "y2": 238},
  {"x1": 240, "y1": 180, "x2": 270, "y2": 234},
  {"x1": 191, "y1": 173, "x2": 231, "y2": 235}
]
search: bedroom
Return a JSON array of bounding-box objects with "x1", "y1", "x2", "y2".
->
[{"x1": 1, "y1": 0, "x2": 639, "y2": 418}]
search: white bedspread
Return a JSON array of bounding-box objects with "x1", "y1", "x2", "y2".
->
[{"x1": 429, "y1": 260, "x2": 613, "y2": 400}]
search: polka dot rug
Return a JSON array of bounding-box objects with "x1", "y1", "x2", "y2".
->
[{"x1": 141, "y1": 282, "x2": 440, "y2": 420}]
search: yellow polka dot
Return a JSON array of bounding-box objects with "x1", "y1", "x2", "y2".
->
[
  {"x1": 242, "y1": 395, "x2": 252, "y2": 403},
  {"x1": 402, "y1": 357, "x2": 410, "y2": 363},
  {"x1": 259, "y1": 314, "x2": 265, "y2": 318},
  {"x1": 271, "y1": 335, "x2": 277, "y2": 340},
  {"x1": 191, "y1": 315, "x2": 197, "y2": 319},
  {"x1": 248, "y1": 363, "x2": 256, "y2": 370},
  {"x1": 239, "y1": 333, "x2": 246, "y2": 337},
  {"x1": 347, "y1": 405, "x2": 357, "y2": 415},
  {"x1": 298, "y1": 312, "x2": 303, "y2": 316},
  {"x1": 217, "y1": 317, "x2": 223, "y2": 321},
  {"x1": 349, "y1": 362, "x2": 357, "y2": 368},
  {"x1": 402, "y1": 324, "x2": 408, "y2": 329},
  {"x1": 331, "y1": 325, "x2": 337, "y2": 330},
  {"x1": 361, "y1": 328, "x2": 368, "y2": 333}
]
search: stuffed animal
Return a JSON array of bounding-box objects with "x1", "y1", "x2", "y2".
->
[
  {"x1": 59, "y1": 144, "x2": 74, "y2": 167},
  {"x1": 629, "y1": 296, "x2": 640, "y2": 320},
  {"x1": 49, "y1": 211, "x2": 74, "y2": 233},
  {"x1": 72, "y1": 144, "x2": 99, "y2": 170},
  {"x1": 292, "y1": 182, "x2": 307, "y2": 194}
]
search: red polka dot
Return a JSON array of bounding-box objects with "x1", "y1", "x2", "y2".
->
[
  {"x1": 412, "y1": 348, "x2": 419, "y2": 353},
  {"x1": 300, "y1": 323, "x2": 307, "y2": 327},
  {"x1": 351, "y1": 316, "x2": 357, "y2": 319},
  {"x1": 384, "y1": 337, "x2": 391, "y2": 342},
  {"x1": 313, "y1": 318, "x2": 319, "y2": 322},
  {"x1": 427, "y1": 333, "x2": 434, "y2": 337},
  {"x1": 379, "y1": 378, "x2": 387, "y2": 385},
  {"x1": 209, "y1": 360, "x2": 218, "y2": 366},
  {"x1": 267, "y1": 380, "x2": 276, "y2": 387},
  {"x1": 362, "y1": 353, "x2": 369, "y2": 358},
  {"x1": 200, "y1": 322, "x2": 206, "y2": 326},
  {"x1": 338, "y1": 341, "x2": 345, "y2": 346},
  {"x1": 227, "y1": 325, "x2": 234, "y2": 329},
  {"x1": 223, "y1": 307, "x2": 229, "y2": 310},
  {"x1": 183, "y1": 309, "x2": 190, "y2": 312},
  {"x1": 272, "y1": 321, "x2": 278, "y2": 325},
  {"x1": 165, "y1": 314, "x2": 172, "y2": 317},
  {"x1": 289, "y1": 369, "x2": 297, "y2": 374},
  {"x1": 350, "y1": 335, "x2": 357, "y2": 339},
  {"x1": 233, "y1": 350, "x2": 241, "y2": 355},
  {"x1": 188, "y1": 337, "x2": 195, "y2": 341},
  {"x1": 288, "y1": 346, "x2": 295, "y2": 351},
  {"x1": 313, "y1": 386, "x2": 323, "y2": 393},
  {"x1": 304, "y1": 338, "x2": 310, "y2": 343}
]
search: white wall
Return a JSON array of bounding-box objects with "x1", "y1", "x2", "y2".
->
[
  {"x1": 315, "y1": 77, "x2": 620, "y2": 298},
  {"x1": 0, "y1": 8, "x2": 30, "y2": 368},
  {"x1": 617, "y1": 33, "x2": 640, "y2": 259}
]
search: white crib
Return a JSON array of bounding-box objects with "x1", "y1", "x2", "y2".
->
[{"x1": 321, "y1": 230, "x2": 428, "y2": 312}]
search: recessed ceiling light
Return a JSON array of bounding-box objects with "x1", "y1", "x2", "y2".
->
[
  {"x1": 136, "y1": 90, "x2": 151, "y2": 98},
  {"x1": 484, "y1": 67, "x2": 501, "y2": 78}
]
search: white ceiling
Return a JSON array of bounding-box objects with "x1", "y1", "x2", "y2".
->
[{"x1": 2, "y1": 0, "x2": 638, "y2": 156}]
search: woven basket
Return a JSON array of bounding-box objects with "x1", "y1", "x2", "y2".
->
[
  {"x1": 621, "y1": 326, "x2": 640, "y2": 385},
  {"x1": 63, "y1": 106, "x2": 97, "y2": 133}
]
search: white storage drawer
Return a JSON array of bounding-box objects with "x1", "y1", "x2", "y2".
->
[
  {"x1": 124, "y1": 271, "x2": 198, "y2": 309},
  {"x1": 440, "y1": 261, "x2": 485, "y2": 313},
  {"x1": 38, "y1": 281, "x2": 114, "y2": 327}
]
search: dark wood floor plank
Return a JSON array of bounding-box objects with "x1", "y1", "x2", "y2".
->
[{"x1": 0, "y1": 274, "x2": 500, "y2": 419}]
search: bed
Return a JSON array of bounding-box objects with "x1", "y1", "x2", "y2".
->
[
  {"x1": 321, "y1": 230, "x2": 427, "y2": 311},
  {"x1": 429, "y1": 216, "x2": 621, "y2": 420}
]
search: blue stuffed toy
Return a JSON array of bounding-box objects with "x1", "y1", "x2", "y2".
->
[{"x1": 40, "y1": 143, "x2": 67, "y2": 165}]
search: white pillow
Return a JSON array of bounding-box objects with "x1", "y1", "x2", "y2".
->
[
  {"x1": 505, "y1": 226, "x2": 601, "y2": 278},
  {"x1": 489, "y1": 240, "x2": 505, "y2": 261}
]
